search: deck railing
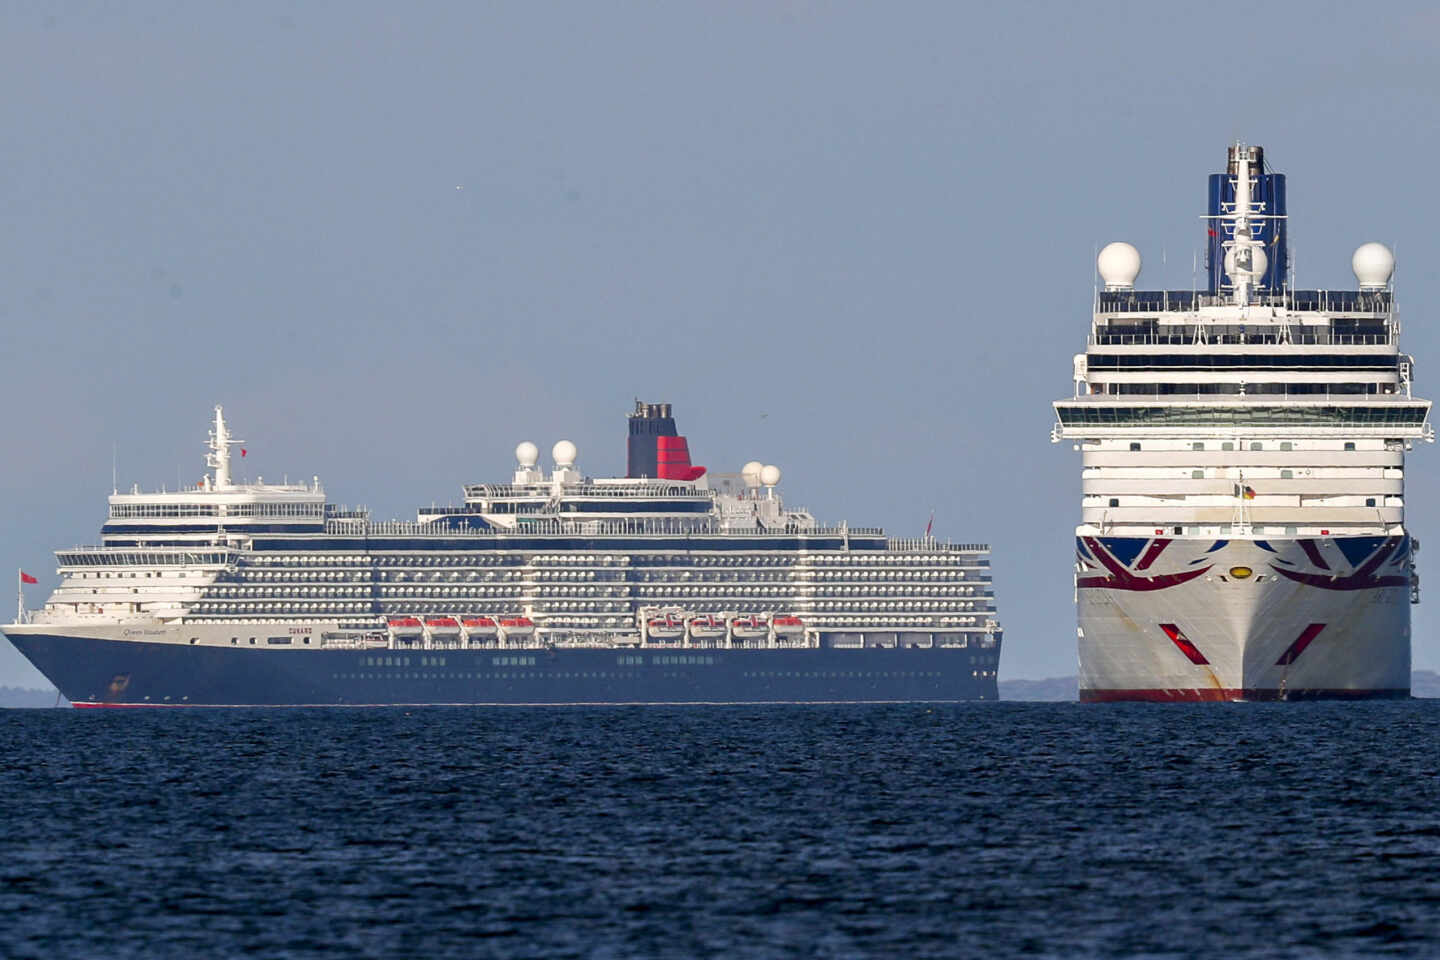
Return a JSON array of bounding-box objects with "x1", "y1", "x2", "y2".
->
[
  {"x1": 1090, "y1": 333, "x2": 1393, "y2": 347},
  {"x1": 328, "y1": 518, "x2": 888, "y2": 539},
  {"x1": 1096, "y1": 289, "x2": 1393, "y2": 315}
]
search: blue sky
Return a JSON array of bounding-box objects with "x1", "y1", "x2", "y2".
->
[{"x1": 3, "y1": 1, "x2": 1439, "y2": 686}]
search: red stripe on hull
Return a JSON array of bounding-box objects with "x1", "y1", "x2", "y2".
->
[
  {"x1": 1275, "y1": 623, "x2": 1326, "y2": 666},
  {"x1": 1080, "y1": 688, "x2": 1410, "y2": 703}
]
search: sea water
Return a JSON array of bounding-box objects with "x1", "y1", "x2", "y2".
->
[{"x1": 2, "y1": 702, "x2": 1438, "y2": 958}]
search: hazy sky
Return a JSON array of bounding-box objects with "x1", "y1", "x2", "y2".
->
[{"x1": 3, "y1": 1, "x2": 1439, "y2": 687}]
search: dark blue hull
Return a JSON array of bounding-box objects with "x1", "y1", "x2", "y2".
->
[{"x1": 8, "y1": 634, "x2": 999, "y2": 706}]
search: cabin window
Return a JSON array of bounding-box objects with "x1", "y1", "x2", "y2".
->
[
  {"x1": 1129, "y1": 442, "x2": 1141, "y2": 451},
  {"x1": 1108, "y1": 498, "x2": 1120, "y2": 508},
  {"x1": 1250, "y1": 442, "x2": 1263, "y2": 451},
  {"x1": 1173, "y1": 526, "x2": 1183, "y2": 535},
  {"x1": 1191, "y1": 442, "x2": 1205, "y2": 451},
  {"x1": 1344, "y1": 442, "x2": 1356, "y2": 451},
  {"x1": 1281, "y1": 470, "x2": 1293, "y2": 479},
  {"x1": 1191, "y1": 470, "x2": 1204, "y2": 479},
  {"x1": 1367, "y1": 498, "x2": 1377, "y2": 507},
  {"x1": 1280, "y1": 442, "x2": 1293, "y2": 451},
  {"x1": 1222, "y1": 442, "x2": 1234, "y2": 451}
]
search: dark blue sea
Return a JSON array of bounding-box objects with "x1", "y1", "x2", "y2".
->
[{"x1": 3, "y1": 703, "x2": 1439, "y2": 958}]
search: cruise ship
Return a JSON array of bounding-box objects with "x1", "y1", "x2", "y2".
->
[
  {"x1": 3, "y1": 402, "x2": 1001, "y2": 706},
  {"x1": 1055, "y1": 142, "x2": 1430, "y2": 701}
]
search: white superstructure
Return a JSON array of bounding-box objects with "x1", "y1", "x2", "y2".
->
[
  {"x1": 16, "y1": 402, "x2": 999, "y2": 656},
  {"x1": 1054, "y1": 142, "x2": 1430, "y2": 701}
]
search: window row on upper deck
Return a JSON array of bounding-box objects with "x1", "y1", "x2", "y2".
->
[
  {"x1": 1097, "y1": 383, "x2": 1401, "y2": 397},
  {"x1": 1096, "y1": 290, "x2": 1392, "y2": 315},
  {"x1": 1056, "y1": 404, "x2": 1429, "y2": 427},
  {"x1": 1086, "y1": 353, "x2": 1397, "y2": 370},
  {"x1": 110, "y1": 501, "x2": 325, "y2": 520},
  {"x1": 1091, "y1": 319, "x2": 1390, "y2": 348},
  {"x1": 57, "y1": 549, "x2": 232, "y2": 567}
]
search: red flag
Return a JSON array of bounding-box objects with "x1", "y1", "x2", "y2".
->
[
  {"x1": 925, "y1": 510, "x2": 934, "y2": 538},
  {"x1": 20, "y1": 572, "x2": 38, "y2": 584}
]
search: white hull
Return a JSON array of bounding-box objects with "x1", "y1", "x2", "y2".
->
[{"x1": 1077, "y1": 535, "x2": 1411, "y2": 700}]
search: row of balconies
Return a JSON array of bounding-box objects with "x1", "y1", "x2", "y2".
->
[
  {"x1": 804, "y1": 553, "x2": 984, "y2": 566},
  {"x1": 800, "y1": 570, "x2": 976, "y2": 582},
  {"x1": 634, "y1": 585, "x2": 797, "y2": 598},
  {"x1": 233, "y1": 570, "x2": 366, "y2": 583},
  {"x1": 1082, "y1": 505, "x2": 1404, "y2": 525},
  {"x1": 806, "y1": 600, "x2": 982, "y2": 611},
  {"x1": 1083, "y1": 466, "x2": 1402, "y2": 479},
  {"x1": 207, "y1": 585, "x2": 372, "y2": 599},
  {"x1": 383, "y1": 570, "x2": 523, "y2": 582},
  {"x1": 1084, "y1": 478, "x2": 1404, "y2": 496},
  {"x1": 810, "y1": 587, "x2": 980, "y2": 598},
  {"x1": 634, "y1": 571, "x2": 793, "y2": 583},
  {"x1": 1082, "y1": 450, "x2": 1405, "y2": 468}
]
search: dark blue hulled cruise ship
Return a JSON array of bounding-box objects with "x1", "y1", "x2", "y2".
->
[{"x1": 4, "y1": 404, "x2": 1001, "y2": 706}]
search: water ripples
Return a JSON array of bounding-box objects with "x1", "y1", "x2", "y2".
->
[{"x1": 2, "y1": 703, "x2": 1439, "y2": 957}]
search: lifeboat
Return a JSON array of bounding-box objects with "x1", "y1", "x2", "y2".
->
[
  {"x1": 499, "y1": 617, "x2": 535, "y2": 639},
  {"x1": 387, "y1": 616, "x2": 423, "y2": 637},
  {"x1": 730, "y1": 615, "x2": 770, "y2": 640},
  {"x1": 687, "y1": 615, "x2": 727, "y2": 640},
  {"x1": 772, "y1": 615, "x2": 805, "y2": 640},
  {"x1": 647, "y1": 616, "x2": 685, "y2": 640},
  {"x1": 425, "y1": 616, "x2": 461, "y2": 636},
  {"x1": 462, "y1": 616, "x2": 499, "y2": 639}
]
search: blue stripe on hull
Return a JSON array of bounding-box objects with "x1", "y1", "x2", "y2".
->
[{"x1": 9, "y1": 634, "x2": 999, "y2": 706}]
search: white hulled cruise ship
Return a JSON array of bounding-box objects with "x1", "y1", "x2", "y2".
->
[
  {"x1": 1054, "y1": 143, "x2": 1431, "y2": 701},
  {"x1": 4, "y1": 402, "x2": 1001, "y2": 706}
]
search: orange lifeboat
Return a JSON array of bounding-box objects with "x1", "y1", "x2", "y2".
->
[
  {"x1": 730, "y1": 615, "x2": 770, "y2": 640},
  {"x1": 687, "y1": 615, "x2": 727, "y2": 640},
  {"x1": 387, "y1": 616, "x2": 423, "y2": 637},
  {"x1": 772, "y1": 615, "x2": 805, "y2": 639},
  {"x1": 425, "y1": 616, "x2": 461, "y2": 636},
  {"x1": 647, "y1": 616, "x2": 685, "y2": 640},
  {"x1": 462, "y1": 616, "x2": 499, "y2": 638},
  {"x1": 499, "y1": 617, "x2": 535, "y2": 639}
]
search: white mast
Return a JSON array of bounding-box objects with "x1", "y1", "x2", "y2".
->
[
  {"x1": 205, "y1": 405, "x2": 244, "y2": 489},
  {"x1": 1222, "y1": 141, "x2": 1271, "y2": 307}
]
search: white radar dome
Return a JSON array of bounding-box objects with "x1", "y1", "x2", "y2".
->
[
  {"x1": 1097, "y1": 242, "x2": 1141, "y2": 290},
  {"x1": 1223, "y1": 244, "x2": 1268, "y2": 284},
  {"x1": 552, "y1": 440, "x2": 577, "y2": 467},
  {"x1": 515, "y1": 441, "x2": 539, "y2": 466},
  {"x1": 1352, "y1": 242, "x2": 1395, "y2": 290},
  {"x1": 760, "y1": 464, "x2": 781, "y2": 487},
  {"x1": 742, "y1": 461, "x2": 764, "y2": 486}
]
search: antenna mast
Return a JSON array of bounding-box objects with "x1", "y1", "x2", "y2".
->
[
  {"x1": 205, "y1": 406, "x2": 244, "y2": 489},
  {"x1": 1227, "y1": 143, "x2": 1259, "y2": 306}
]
